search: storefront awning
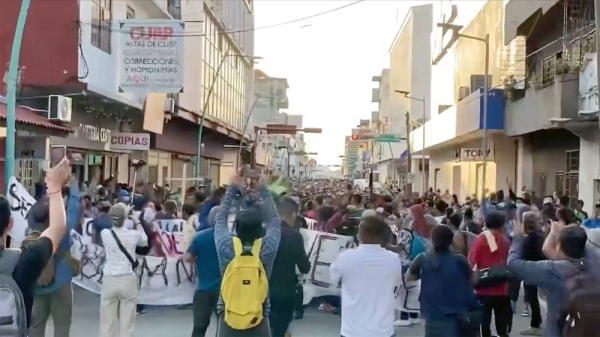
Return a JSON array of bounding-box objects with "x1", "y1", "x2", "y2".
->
[{"x1": 0, "y1": 103, "x2": 71, "y2": 132}]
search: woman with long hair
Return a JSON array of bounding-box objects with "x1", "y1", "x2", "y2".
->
[{"x1": 406, "y1": 225, "x2": 481, "y2": 337}]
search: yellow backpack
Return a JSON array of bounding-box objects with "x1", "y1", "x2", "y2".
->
[{"x1": 221, "y1": 237, "x2": 269, "y2": 330}]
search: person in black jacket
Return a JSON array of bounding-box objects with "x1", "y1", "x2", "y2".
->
[
  {"x1": 269, "y1": 197, "x2": 311, "y2": 337},
  {"x1": 517, "y1": 211, "x2": 546, "y2": 336}
]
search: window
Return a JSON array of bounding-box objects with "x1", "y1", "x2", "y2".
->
[
  {"x1": 555, "y1": 171, "x2": 565, "y2": 195},
  {"x1": 566, "y1": 150, "x2": 579, "y2": 172},
  {"x1": 539, "y1": 172, "x2": 547, "y2": 197},
  {"x1": 126, "y1": 5, "x2": 135, "y2": 19},
  {"x1": 167, "y1": 0, "x2": 181, "y2": 19},
  {"x1": 91, "y1": 0, "x2": 112, "y2": 53},
  {"x1": 542, "y1": 54, "x2": 556, "y2": 86}
]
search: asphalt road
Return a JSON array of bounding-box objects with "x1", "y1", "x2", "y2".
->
[{"x1": 44, "y1": 286, "x2": 536, "y2": 337}]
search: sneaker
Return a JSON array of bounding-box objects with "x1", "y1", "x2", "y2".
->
[
  {"x1": 521, "y1": 308, "x2": 530, "y2": 317},
  {"x1": 394, "y1": 319, "x2": 412, "y2": 327},
  {"x1": 520, "y1": 327, "x2": 543, "y2": 336}
]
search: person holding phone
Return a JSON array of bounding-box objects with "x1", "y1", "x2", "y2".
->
[{"x1": 1, "y1": 157, "x2": 71, "y2": 334}]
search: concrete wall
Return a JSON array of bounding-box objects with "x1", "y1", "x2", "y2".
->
[
  {"x1": 454, "y1": 0, "x2": 504, "y2": 99},
  {"x1": 505, "y1": 74, "x2": 580, "y2": 136},
  {"x1": 579, "y1": 131, "x2": 600, "y2": 215}
]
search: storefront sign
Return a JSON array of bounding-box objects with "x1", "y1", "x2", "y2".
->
[
  {"x1": 460, "y1": 148, "x2": 493, "y2": 162},
  {"x1": 78, "y1": 123, "x2": 111, "y2": 143},
  {"x1": 110, "y1": 132, "x2": 150, "y2": 151},
  {"x1": 118, "y1": 19, "x2": 185, "y2": 94}
]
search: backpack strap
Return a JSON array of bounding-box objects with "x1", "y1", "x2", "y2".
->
[
  {"x1": 233, "y1": 237, "x2": 243, "y2": 257},
  {"x1": 0, "y1": 248, "x2": 22, "y2": 275},
  {"x1": 251, "y1": 239, "x2": 262, "y2": 257}
]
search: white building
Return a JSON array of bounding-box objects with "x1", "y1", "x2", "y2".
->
[{"x1": 388, "y1": 4, "x2": 433, "y2": 195}]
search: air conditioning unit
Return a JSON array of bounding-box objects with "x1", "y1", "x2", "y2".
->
[
  {"x1": 165, "y1": 98, "x2": 175, "y2": 114},
  {"x1": 458, "y1": 86, "x2": 471, "y2": 100},
  {"x1": 48, "y1": 95, "x2": 72, "y2": 122}
]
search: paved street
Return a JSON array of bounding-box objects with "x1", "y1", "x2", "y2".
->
[{"x1": 45, "y1": 286, "x2": 536, "y2": 337}]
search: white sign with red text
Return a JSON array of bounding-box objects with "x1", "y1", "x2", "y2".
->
[
  {"x1": 110, "y1": 132, "x2": 150, "y2": 151},
  {"x1": 118, "y1": 19, "x2": 185, "y2": 94}
]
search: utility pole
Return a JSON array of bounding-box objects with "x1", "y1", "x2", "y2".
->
[
  {"x1": 405, "y1": 111, "x2": 413, "y2": 200},
  {"x1": 4, "y1": 0, "x2": 31, "y2": 187}
]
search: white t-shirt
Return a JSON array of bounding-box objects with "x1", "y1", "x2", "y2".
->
[
  {"x1": 330, "y1": 244, "x2": 403, "y2": 337},
  {"x1": 101, "y1": 226, "x2": 148, "y2": 276}
]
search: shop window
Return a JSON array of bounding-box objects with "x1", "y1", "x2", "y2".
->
[{"x1": 91, "y1": 0, "x2": 112, "y2": 54}]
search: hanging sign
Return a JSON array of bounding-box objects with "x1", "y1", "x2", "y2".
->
[{"x1": 118, "y1": 20, "x2": 185, "y2": 94}]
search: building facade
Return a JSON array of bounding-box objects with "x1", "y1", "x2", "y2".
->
[
  {"x1": 389, "y1": 4, "x2": 434, "y2": 194},
  {"x1": 504, "y1": 0, "x2": 599, "y2": 213},
  {"x1": 0, "y1": 0, "x2": 256, "y2": 191}
]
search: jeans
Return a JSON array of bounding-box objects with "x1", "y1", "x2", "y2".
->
[
  {"x1": 192, "y1": 289, "x2": 219, "y2": 337},
  {"x1": 269, "y1": 295, "x2": 294, "y2": 337},
  {"x1": 524, "y1": 285, "x2": 542, "y2": 328},
  {"x1": 30, "y1": 282, "x2": 73, "y2": 337},
  {"x1": 216, "y1": 314, "x2": 271, "y2": 337},
  {"x1": 99, "y1": 274, "x2": 138, "y2": 337},
  {"x1": 477, "y1": 295, "x2": 511, "y2": 337}
]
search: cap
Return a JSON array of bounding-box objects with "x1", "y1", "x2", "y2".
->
[
  {"x1": 543, "y1": 197, "x2": 554, "y2": 205},
  {"x1": 109, "y1": 203, "x2": 128, "y2": 227}
]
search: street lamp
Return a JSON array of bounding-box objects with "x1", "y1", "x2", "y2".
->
[
  {"x1": 435, "y1": 22, "x2": 490, "y2": 201},
  {"x1": 252, "y1": 125, "x2": 322, "y2": 175},
  {"x1": 234, "y1": 94, "x2": 278, "y2": 173},
  {"x1": 195, "y1": 50, "x2": 263, "y2": 179},
  {"x1": 396, "y1": 90, "x2": 427, "y2": 195}
]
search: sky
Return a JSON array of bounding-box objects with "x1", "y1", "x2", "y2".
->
[{"x1": 254, "y1": 0, "x2": 420, "y2": 167}]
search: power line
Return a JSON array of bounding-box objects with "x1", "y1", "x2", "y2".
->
[{"x1": 78, "y1": 0, "x2": 366, "y2": 37}]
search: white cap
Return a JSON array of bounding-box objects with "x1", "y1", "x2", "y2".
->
[
  {"x1": 543, "y1": 197, "x2": 553, "y2": 205},
  {"x1": 362, "y1": 209, "x2": 377, "y2": 219}
]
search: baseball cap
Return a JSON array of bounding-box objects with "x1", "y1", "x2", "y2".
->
[
  {"x1": 109, "y1": 203, "x2": 128, "y2": 227},
  {"x1": 543, "y1": 197, "x2": 554, "y2": 205}
]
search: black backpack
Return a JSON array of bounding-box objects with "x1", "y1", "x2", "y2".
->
[{"x1": 562, "y1": 262, "x2": 600, "y2": 337}]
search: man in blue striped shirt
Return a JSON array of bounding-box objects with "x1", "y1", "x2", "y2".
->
[{"x1": 214, "y1": 175, "x2": 281, "y2": 337}]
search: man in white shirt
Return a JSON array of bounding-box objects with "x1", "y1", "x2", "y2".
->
[{"x1": 330, "y1": 216, "x2": 403, "y2": 337}]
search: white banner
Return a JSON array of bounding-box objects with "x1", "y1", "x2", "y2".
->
[
  {"x1": 6, "y1": 177, "x2": 36, "y2": 247},
  {"x1": 298, "y1": 229, "x2": 355, "y2": 304},
  {"x1": 118, "y1": 19, "x2": 185, "y2": 94},
  {"x1": 72, "y1": 218, "x2": 195, "y2": 305}
]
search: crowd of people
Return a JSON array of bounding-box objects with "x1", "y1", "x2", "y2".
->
[{"x1": 1, "y1": 157, "x2": 600, "y2": 337}]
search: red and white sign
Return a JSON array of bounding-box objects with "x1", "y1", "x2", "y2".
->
[{"x1": 110, "y1": 132, "x2": 150, "y2": 151}]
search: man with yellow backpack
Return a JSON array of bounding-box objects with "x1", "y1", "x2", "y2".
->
[{"x1": 214, "y1": 175, "x2": 281, "y2": 337}]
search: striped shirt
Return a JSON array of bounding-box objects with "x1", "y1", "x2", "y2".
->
[{"x1": 214, "y1": 186, "x2": 281, "y2": 316}]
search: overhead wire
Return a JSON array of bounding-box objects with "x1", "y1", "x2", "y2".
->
[{"x1": 77, "y1": 0, "x2": 366, "y2": 37}]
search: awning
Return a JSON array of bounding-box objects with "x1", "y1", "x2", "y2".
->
[
  {"x1": 0, "y1": 103, "x2": 71, "y2": 132},
  {"x1": 504, "y1": 0, "x2": 560, "y2": 45}
]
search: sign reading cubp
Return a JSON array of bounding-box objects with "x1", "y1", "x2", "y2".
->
[
  {"x1": 110, "y1": 132, "x2": 150, "y2": 151},
  {"x1": 118, "y1": 20, "x2": 185, "y2": 94}
]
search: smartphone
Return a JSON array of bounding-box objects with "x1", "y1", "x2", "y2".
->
[{"x1": 49, "y1": 145, "x2": 67, "y2": 168}]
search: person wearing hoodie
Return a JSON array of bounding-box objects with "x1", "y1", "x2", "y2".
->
[
  {"x1": 29, "y1": 177, "x2": 81, "y2": 337},
  {"x1": 197, "y1": 187, "x2": 225, "y2": 232},
  {"x1": 508, "y1": 221, "x2": 600, "y2": 337}
]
